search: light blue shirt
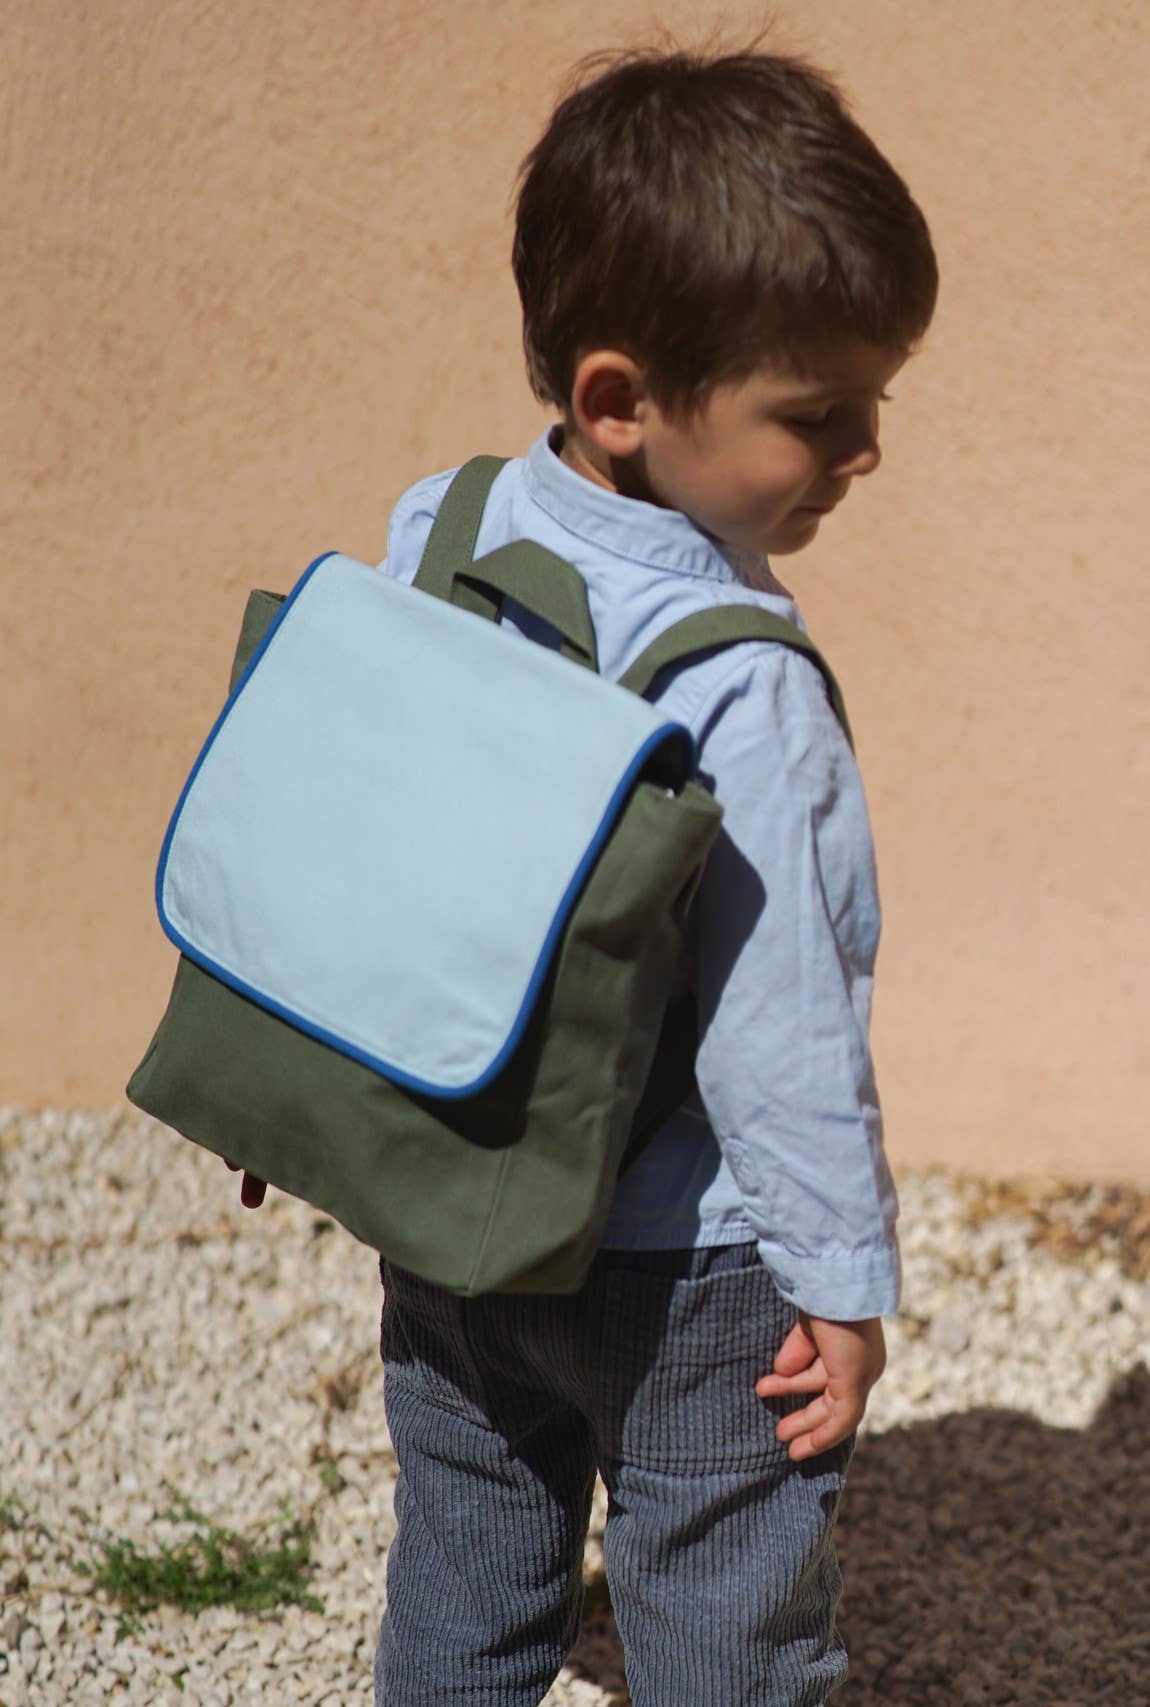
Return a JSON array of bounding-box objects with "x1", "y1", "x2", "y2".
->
[{"x1": 377, "y1": 425, "x2": 900, "y2": 1319}]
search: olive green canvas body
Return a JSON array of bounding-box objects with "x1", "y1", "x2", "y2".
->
[{"x1": 127, "y1": 455, "x2": 851, "y2": 1295}]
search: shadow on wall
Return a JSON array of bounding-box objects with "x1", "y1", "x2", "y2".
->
[{"x1": 566, "y1": 1363, "x2": 1148, "y2": 1705}]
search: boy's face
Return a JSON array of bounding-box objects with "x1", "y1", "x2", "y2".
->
[{"x1": 559, "y1": 340, "x2": 907, "y2": 559}]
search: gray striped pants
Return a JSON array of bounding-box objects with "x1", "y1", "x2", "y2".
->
[{"x1": 375, "y1": 1243, "x2": 853, "y2": 1706}]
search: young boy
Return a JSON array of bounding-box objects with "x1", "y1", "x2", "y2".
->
[{"x1": 234, "y1": 32, "x2": 937, "y2": 1707}]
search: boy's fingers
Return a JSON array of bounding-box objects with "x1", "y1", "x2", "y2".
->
[
  {"x1": 755, "y1": 1362, "x2": 827, "y2": 1398},
  {"x1": 785, "y1": 1401, "x2": 861, "y2": 1460},
  {"x1": 774, "y1": 1393, "x2": 834, "y2": 1441},
  {"x1": 775, "y1": 1392, "x2": 862, "y2": 1460},
  {"x1": 771, "y1": 1320, "x2": 819, "y2": 1377},
  {"x1": 786, "y1": 1425, "x2": 844, "y2": 1462}
]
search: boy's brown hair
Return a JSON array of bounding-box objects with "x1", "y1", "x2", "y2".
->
[{"x1": 511, "y1": 25, "x2": 939, "y2": 429}]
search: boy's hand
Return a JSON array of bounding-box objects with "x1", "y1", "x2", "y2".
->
[
  {"x1": 224, "y1": 1159, "x2": 268, "y2": 1209},
  {"x1": 755, "y1": 1313, "x2": 886, "y2": 1461}
]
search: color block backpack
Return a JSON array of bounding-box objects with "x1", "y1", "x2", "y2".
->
[{"x1": 126, "y1": 455, "x2": 852, "y2": 1294}]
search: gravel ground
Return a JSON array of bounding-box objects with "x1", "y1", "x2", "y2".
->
[{"x1": 1, "y1": 1106, "x2": 1147, "y2": 1705}]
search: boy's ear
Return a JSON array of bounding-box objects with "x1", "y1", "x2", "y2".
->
[{"x1": 570, "y1": 350, "x2": 650, "y2": 458}]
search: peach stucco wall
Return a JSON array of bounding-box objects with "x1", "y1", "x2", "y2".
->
[{"x1": 4, "y1": 1, "x2": 1147, "y2": 1178}]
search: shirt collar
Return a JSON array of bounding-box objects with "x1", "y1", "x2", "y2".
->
[{"x1": 524, "y1": 424, "x2": 779, "y2": 589}]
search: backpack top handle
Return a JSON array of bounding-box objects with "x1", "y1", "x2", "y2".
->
[{"x1": 450, "y1": 544, "x2": 598, "y2": 670}]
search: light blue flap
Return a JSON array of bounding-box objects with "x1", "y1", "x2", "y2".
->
[{"x1": 157, "y1": 553, "x2": 695, "y2": 1097}]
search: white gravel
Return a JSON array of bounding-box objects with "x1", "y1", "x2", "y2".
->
[{"x1": 1, "y1": 1106, "x2": 1146, "y2": 1705}]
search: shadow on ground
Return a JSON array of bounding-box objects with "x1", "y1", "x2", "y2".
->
[{"x1": 564, "y1": 1363, "x2": 1148, "y2": 1706}]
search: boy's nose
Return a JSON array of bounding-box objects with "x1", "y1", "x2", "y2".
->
[{"x1": 830, "y1": 434, "x2": 882, "y2": 480}]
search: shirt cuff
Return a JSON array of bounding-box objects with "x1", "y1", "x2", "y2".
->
[{"x1": 756, "y1": 1235, "x2": 902, "y2": 1319}]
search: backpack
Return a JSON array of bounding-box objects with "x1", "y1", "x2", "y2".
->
[{"x1": 126, "y1": 454, "x2": 852, "y2": 1295}]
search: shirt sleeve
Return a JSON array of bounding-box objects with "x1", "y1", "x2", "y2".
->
[
  {"x1": 378, "y1": 468, "x2": 458, "y2": 587},
  {"x1": 689, "y1": 645, "x2": 901, "y2": 1319}
]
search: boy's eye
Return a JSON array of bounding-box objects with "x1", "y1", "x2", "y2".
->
[{"x1": 786, "y1": 391, "x2": 895, "y2": 430}]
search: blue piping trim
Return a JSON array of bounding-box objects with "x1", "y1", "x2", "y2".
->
[{"x1": 155, "y1": 555, "x2": 699, "y2": 1101}]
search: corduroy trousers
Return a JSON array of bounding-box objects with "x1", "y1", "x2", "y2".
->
[{"x1": 375, "y1": 1243, "x2": 854, "y2": 1707}]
